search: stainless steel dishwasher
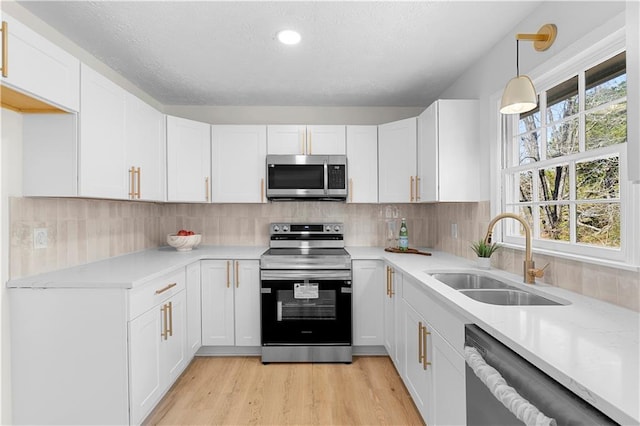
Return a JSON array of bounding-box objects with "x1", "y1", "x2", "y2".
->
[{"x1": 464, "y1": 324, "x2": 618, "y2": 426}]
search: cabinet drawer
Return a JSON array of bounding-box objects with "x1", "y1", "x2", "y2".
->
[
  {"x1": 129, "y1": 268, "x2": 186, "y2": 319},
  {"x1": 403, "y1": 276, "x2": 467, "y2": 355}
]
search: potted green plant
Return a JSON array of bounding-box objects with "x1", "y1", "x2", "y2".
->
[{"x1": 471, "y1": 239, "x2": 500, "y2": 268}]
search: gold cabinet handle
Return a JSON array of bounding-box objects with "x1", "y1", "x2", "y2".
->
[
  {"x1": 261, "y1": 178, "x2": 264, "y2": 203},
  {"x1": 167, "y1": 301, "x2": 173, "y2": 337},
  {"x1": 300, "y1": 130, "x2": 305, "y2": 155},
  {"x1": 226, "y1": 260, "x2": 231, "y2": 288},
  {"x1": 161, "y1": 304, "x2": 168, "y2": 340},
  {"x1": 1, "y1": 21, "x2": 7, "y2": 78},
  {"x1": 415, "y1": 176, "x2": 420, "y2": 202},
  {"x1": 422, "y1": 325, "x2": 431, "y2": 370},
  {"x1": 205, "y1": 177, "x2": 210, "y2": 202},
  {"x1": 389, "y1": 268, "x2": 395, "y2": 297},
  {"x1": 129, "y1": 166, "x2": 136, "y2": 199},
  {"x1": 136, "y1": 167, "x2": 141, "y2": 199},
  {"x1": 349, "y1": 178, "x2": 353, "y2": 203},
  {"x1": 155, "y1": 282, "x2": 177, "y2": 295},
  {"x1": 235, "y1": 260, "x2": 240, "y2": 287},
  {"x1": 418, "y1": 321, "x2": 424, "y2": 364},
  {"x1": 410, "y1": 176, "x2": 415, "y2": 202},
  {"x1": 386, "y1": 266, "x2": 390, "y2": 297}
]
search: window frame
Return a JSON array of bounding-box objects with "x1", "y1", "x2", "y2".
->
[{"x1": 494, "y1": 27, "x2": 639, "y2": 268}]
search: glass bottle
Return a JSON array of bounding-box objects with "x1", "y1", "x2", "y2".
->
[{"x1": 398, "y1": 218, "x2": 409, "y2": 251}]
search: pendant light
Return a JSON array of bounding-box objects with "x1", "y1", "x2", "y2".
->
[{"x1": 500, "y1": 24, "x2": 558, "y2": 115}]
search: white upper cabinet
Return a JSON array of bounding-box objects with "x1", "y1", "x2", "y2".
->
[
  {"x1": 267, "y1": 125, "x2": 346, "y2": 155},
  {"x1": 346, "y1": 125, "x2": 378, "y2": 203},
  {"x1": 1, "y1": 13, "x2": 80, "y2": 111},
  {"x1": 378, "y1": 117, "x2": 417, "y2": 203},
  {"x1": 79, "y1": 63, "x2": 127, "y2": 199},
  {"x1": 166, "y1": 115, "x2": 211, "y2": 203},
  {"x1": 417, "y1": 99, "x2": 481, "y2": 202},
  {"x1": 211, "y1": 125, "x2": 267, "y2": 203},
  {"x1": 125, "y1": 92, "x2": 166, "y2": 201}
]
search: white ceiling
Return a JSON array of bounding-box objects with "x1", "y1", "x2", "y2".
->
[{"x1": 18, "y1": 1, "x2": 542, "y2": 107}]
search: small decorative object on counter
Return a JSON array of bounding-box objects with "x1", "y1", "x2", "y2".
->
[
  {"x1": 167, "y1": 230, "x2": 201, "y2": 251},
  {"x1": 398, "y1": 218, "x2": 409, "y2": 252},
  {"x1": 471, "y1": 239, "x2": 500, "y2": 269}
]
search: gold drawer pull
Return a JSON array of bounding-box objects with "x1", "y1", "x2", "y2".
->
[
  {"x1": 155, "y1": 282, "x2": 177, "y2": 295},
  {"x1": 161, "y1": 304, "x2": 168, "y2": 340}
]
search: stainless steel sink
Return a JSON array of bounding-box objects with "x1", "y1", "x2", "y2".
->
[
  {"x1": 458, "y1": 289, "x2": 562, "y2": 306},
  {"x1": 430, "y1": 272, "x2": 568, "y2": 306},
  {"x1": 430, "y1": 273, "x2": 513, "y2": 290}
]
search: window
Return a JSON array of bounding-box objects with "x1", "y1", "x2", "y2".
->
[{"x1": 502, "y1": 51, "x2": 627, "y2": 261}]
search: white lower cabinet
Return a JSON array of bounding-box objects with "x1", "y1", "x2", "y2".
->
[
  {"x1": 201, "y1": 259, "x2": 260, "y2": 346},
  {"x1": 352, "y1": 260, "x2": 384, "y2": 346},
  {"x1": 128, "y1": 269, "x2": 188, "y2": 425},
  {"x1": 383, "y1": 270, "x2": 467, "y2": 426}
]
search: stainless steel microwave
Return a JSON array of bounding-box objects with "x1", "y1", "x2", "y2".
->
[{"x1": 266, "y1": 155, "x2": 348, "y2": 200}]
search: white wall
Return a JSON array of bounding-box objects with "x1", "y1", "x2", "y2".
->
[
  {"x1": 0, "y1": 108, "x2": 23, "y2": 424},
  {"x1": 163, "y1": 105, "x2": 424, "y2": 125},
  {"x1": 439, "y1": 1, "x2": 627, "y2": 201}
]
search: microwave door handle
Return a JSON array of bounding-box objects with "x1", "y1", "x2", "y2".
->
[{"x1": 324, "y1": 161, "x2": 328, "y2": 196}]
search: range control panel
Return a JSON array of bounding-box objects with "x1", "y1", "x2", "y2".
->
[{"x1": 270, "y1": 223, "x2": 343, "y2": 235}]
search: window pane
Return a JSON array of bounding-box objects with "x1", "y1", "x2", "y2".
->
[
  {"x1": 519, "y1": 131, "x2": 541, "y2": 164},
  {"x1": 519, "y1": 171, "x2": 533, "y2": 202},
  {"x1": 576, "y1": 203, "x2": 620, "y2": 248},
  {"x1": 519, "y1": 109, "x2": 540, "y2": 133},
  {"x1": 585, "y1": 102, "x2": 627, "y2": 149},
  {"x1": 547, "y1": 76, "x2": 579, "y2": 122},
  {"x1": 586, "y1": 52, "x2": 626, "y2": 109},
  {"x1": 538, "y1": 165, "x2": 569, "y2": 202},
  {"x1": 547, "y1": 118, "x2": 579, "y2": 158},
  {"x1": 576, "y1": 156, "x2": 619, "y2": 200},
  {"x1": 505, "y1": 205, "x2": 534, "y2": 237},
  {"x1": 539, "y1": 205, "x2": 570, "y2": 241}
]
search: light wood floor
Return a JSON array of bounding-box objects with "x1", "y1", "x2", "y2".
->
[{"x1": 144, "y1": 356, "x2": 424, "y2": 425}]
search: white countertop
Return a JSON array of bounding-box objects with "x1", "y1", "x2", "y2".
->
[{"x1": 7, "y1": 245, "x2": 639, "y2": 423}]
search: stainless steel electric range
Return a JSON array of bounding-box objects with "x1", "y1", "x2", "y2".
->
[{"x1": 260, "y1": 223, "x2": 352, "y2": 363}]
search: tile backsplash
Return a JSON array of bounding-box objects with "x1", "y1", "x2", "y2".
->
[{"x1": 9, "y1": 197, "x2": 638, "y2": 312}]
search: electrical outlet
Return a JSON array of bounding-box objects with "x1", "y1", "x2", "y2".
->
[
  {"x1": 34, "y1": 228, "x2": 48, "y2": 249},
  {"x1": 451, "y1": 223, "x2": 458, "y2": 239}
]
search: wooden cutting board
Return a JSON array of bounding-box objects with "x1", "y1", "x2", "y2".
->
[{"x1": 384, "y1": 247, "x2": 432, "y2": 256}]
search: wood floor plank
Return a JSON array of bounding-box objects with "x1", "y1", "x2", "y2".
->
[{"x1": 144, "y1": 356, "x2": 424, "y2": 426}]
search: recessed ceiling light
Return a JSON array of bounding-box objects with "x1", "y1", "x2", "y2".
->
[{"x1": 277, "y1": 30, "x2": 301, "y2": 45}]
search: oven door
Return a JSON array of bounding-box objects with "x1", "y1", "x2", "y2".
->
[{"x1": 261, "y1": 271, "x2": 352, "y2": 345}]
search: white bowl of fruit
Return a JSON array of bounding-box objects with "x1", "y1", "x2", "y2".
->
[{"x1": 167, "y1": 230, "x2": 201, "y2": 252}]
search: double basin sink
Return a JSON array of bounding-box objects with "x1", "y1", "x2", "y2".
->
[{"x1": 430, "y1": 272, "x2": 568, "y2": 306}]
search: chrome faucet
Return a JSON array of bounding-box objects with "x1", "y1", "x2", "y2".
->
[{"x1": 483, "y1": 213, "x2": 546, "y2": 284}]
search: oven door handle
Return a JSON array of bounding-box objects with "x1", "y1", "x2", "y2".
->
[{"x1": 260, "y1": 270, "x2": 352, "y2": 281}]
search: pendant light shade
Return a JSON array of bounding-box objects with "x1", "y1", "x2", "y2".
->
[
  {"x1": 500, "y1": 24, "x2": 557, "y2": 115},
  {"x1": 500, "y1": 75, "x2": 537, "y2": 114}
]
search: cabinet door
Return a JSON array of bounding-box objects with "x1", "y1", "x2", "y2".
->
[
  {"x1": 233, "y1": 260, "x2": 261, "y2": 346},
  {"x1": 403, "y1": 303, "x2": 432, "y2": 423},
  {"x1": 186, "y1": 262, "x2": 202, "y2": 357},
  {"x1": 79, "y1": 64, "x2": 127, "y2": 199},
  {"x1": 306, "y1": 125, "x2": 346, "y2": 155},
  {"x1": 353, "y1": 260, "x2": 384, "y2": 346},
  {"x1": 431, "y1": 328, "x2": 467, "y2": 426},
  {"x1": 267, "y1": 125, "x2": 306, "y2": 154},
  {"x1": 211, "y1": 125, "x2": 267, "y2": 202},
  {"x1": 378, "y1": 117, "x2": 417, "y2": 203},
  {"x1": 163, "y1": 290, "x2": 187, "y2": 384},
  {"x1": 1, "y1": 13, "x2": 80, "y2": 111},
  {"x1": 128, "y1": 305, "x2": 163, "y2": 425},
  {"x1": 200, "y1": 260, "x2": 235, "y2": 345},
  {"x1": 417, "y1": 102, "x2": 438, "y2": 202},
  {"x1": 125, "y1": 92, "x2": 166, "y2": 201},
  {"x1": 346, "y1": 126, "x2": 378, "y2": 203},
  {"x1": 166, "y1": 116, "x2": 211, "y2": 202}
]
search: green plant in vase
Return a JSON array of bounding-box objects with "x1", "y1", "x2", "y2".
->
[{"x1": 471, "y1": 239, "x2": 500, "y2": 268}]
